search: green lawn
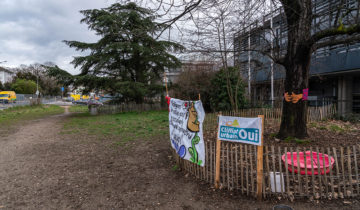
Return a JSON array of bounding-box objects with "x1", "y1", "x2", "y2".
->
[
  {"x1": 0, "y1": 105, "x2": 64, "y2": 125},
  {"x1": 62, "y1": 110, "x2": 169, "y2": 146},
  {"x1": 68, "y1": 105, "x2": 89, "y2": 113}
]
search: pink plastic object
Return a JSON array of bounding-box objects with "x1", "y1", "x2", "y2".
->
[{"x1": 281, "y1": 151, "x2": 335, "y2": 175}]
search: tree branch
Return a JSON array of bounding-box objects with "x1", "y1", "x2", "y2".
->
[
  {"x1": 156, "y1": 0, "x2": 203, "y2": 39},
  {"x1": 312, "y1": 34, "x2": 360, "y2": 52},
  {"x1": 311, "y1": 24, "x2": 360, "y2": 44}
]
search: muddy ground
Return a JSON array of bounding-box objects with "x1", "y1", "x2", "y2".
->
[{"x1": 0, "y1": 109, "x2": 358, "y2": 209}]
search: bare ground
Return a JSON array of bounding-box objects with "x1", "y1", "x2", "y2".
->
[{"x1": 0, "y1": 109, "x2": 359, "y2": 210}]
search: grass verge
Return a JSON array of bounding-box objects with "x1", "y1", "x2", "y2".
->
[
  {"x1": 68, "y1": 105, "x2": 89, "y2": 113},
  {"x1": 62, "y1": 110, "x2": 169, "y2": 146},
  {"x1": 0, "y1": 105, "x2": 64, "y2": 125}
]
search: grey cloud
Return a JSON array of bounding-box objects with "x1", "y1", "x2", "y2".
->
[{"x1": 0, "y1": 0, "x2": 117, "y2": 74}]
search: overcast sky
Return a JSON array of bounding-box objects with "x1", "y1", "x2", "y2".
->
[{"x1": 0, "y1": 0, "x2": 118, "y2": 74}]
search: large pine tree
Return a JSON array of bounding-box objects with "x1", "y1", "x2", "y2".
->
[{"x1": 50, "y1": 2, "x2": 183, "y2": 103}]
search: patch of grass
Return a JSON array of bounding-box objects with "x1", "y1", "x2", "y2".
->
[
  {"x1": 69, "y1": 105, "x2": 89, "y2": 113},
  {"x1": 294, "y1": 138, "x2": 310, "y2": 144},
  {"x1": 284, "y1": 136, "x2": 310, "y2": 144},
  {"x1": 329, "y1": 124, "x2": 344, "y2": 133},
  {"x1": 308, "y1": 122, "x2": 317, "y2": 128},
  {"x1": 284, "y1": 136, "x2": 294, "y2": 142},
  {"x1": 269, "y1": 133, "x2": 277, "y2": 138},
  {"x1": 172, "y1": 164, "x2": 179, "y2": 171},
  {"x1": 318, "y1": 126, "x2": 327, "y2": 130},
  {"x1": 62, "y1": 110, "x2": 169, "y2": 145},
  {"x1": 0, "y1": 105, "x2": 64, "y2": 125}
]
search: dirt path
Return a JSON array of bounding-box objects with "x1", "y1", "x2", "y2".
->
[{"x1": 0, "y1": 109, "x2": 358, "y2": 209}]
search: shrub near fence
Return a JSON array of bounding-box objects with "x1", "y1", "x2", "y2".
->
[{"x1": 174, "y1": 104, "x2": 360, "y2": 200}]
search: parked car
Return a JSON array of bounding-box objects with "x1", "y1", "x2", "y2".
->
[
  {"x1": 99, "y1": 94, "x2": 122, "y2": 104},
  {"x1": 87, "y1": 99, "x2": 103, "y2": 106},
  {"x1": 0, "y1": 91, "x2": 16, "y2": 104},
  {"x1": 72, "y1": 99, "x2": 89, "y2": 105}
]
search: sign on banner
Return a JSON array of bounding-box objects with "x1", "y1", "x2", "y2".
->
[
  {"x1": 169, "y1": 98, "x2": 205, "y2": 166},
  {"x1": 218, "y1": 116, "x2": 262, "y2": 146}
]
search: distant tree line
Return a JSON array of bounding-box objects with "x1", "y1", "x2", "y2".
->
[{"x1": 0, "y1": 63, "x2": 64, "y2": 95}]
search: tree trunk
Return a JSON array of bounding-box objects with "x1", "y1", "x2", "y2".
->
[
  {"x1": 277, "y1": 0, "x2": 312, "y2": 139},
  {"x1": 277, "y1": 51, "x2": 311, "y2": 139}
]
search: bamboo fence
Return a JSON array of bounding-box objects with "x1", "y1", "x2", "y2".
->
[
  {"x1": 174, "y1": 103, "x2": 360, "y2": 200},
  {"x1": 203, "y1": 104, "x2": 336, "y2": 131},
  {"x1": 175, "y1": 143, "x2": 360, "y2": 200},
  {"x1": 96, "y1": 103, "x2": 166, "y2": 114}
]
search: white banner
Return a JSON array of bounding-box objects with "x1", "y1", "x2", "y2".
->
[
  {"x1": 218, "y1": 116, "x2": 262, "y2": 146},
  {"x1": 169, "y1": 98, "x2": 205, "y2": 166}
]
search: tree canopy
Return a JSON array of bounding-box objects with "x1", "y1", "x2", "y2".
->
[
  {"x1": 11, "y1": 79, "x2": 37, "y2": 94},
  {"x1": 48, "y1": 2, "x2": 183, "y2": 103}
]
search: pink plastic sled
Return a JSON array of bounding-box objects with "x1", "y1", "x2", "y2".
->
[{"x1": 281, "y1": 151, "x2": 335, "y2": 175}]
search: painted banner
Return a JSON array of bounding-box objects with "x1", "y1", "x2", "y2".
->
[
  {"x1": 169, "y1": 98, "x2": 205, "y2": 166},
  {"x1": 218, "y1": 116, "x2": 262, "y2": 146}
]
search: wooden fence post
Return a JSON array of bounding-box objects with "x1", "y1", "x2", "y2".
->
[
  {"x1": 256, "y1": 115, "x2": 264, "y2": 200},
  {"x1": 215, "y1": 113, "x2": 222, "y2": 189}
]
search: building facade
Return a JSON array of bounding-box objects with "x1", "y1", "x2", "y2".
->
[
  {"x1": 234, "y1": 0, "x2": 360, "y2": 115},
  {"x1": 0, "y1": 67, "x2": 15, "y2": 85}
]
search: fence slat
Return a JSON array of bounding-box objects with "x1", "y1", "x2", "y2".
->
[
  {"x1": 245, "y1": 144, "x2": 249, "y2": 195},
  {"x1": 278, "y1": 147, "x2": 284, "y2": 195},
  {"x1": 310, "y1": 147, "x2": 316, "y2": 197},
  {"x1": 347, "y1": 147, "x2": 353, "y2": 197},
  {"x1": 332, "y1": 147, "x2": 341, "y2": 197},
  {"x1": 235, "y1": 145, "x2": 239, "y2": 190},
  {"x1": 290, "y1": 147, "x2": 295, "y2": 194},
  {"x1": 231, "y1": 144, "x2": 235, "y2": 190},
  {"x1": 284, "y1": 147, "x2": 290, "y2": 196},
  {"x1": 227, "y1": 143, "x2": 230, "y2": 190},
  {"x1": 222, "y1": 142, "x2": 225, "y2": 188},
  {"x1": 340, "y1": 147, "x2": 346, "y2": 197},
  {"x1": 271, "y1": 146, "x2": 277, "y2": 193},
  {"x1": 353, "y1": 145, "x2": 359, "y2": 195},
  {"x1": 316, "y1": 147, "x2": 322, "y2": 198},
  {"x1": 321, "y1": 147, "x2": 329, "y2": 196},
  {"x1": 265, "y1": 146, "x2": 271, "y2": 196},
  {"x1": 327, "y1": 147, "x2": 335, "y2": 198},
  {"x1": 240, "y1": 144, "x2": 244, "y2": 194},
  {"x1": 250, "y1": 146, "x2": 255, "y2": 195},
  {"x1": 296, "y1": 148, "x2": 302, "y2": 195},
  {"x1": 304, "y1": 147, "x2": 309, "y2": 195}
]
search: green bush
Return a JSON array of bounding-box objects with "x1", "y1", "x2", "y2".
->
[
  {"x1": 210, "y1": 67, "x2": 246, "y2": 111},
  {"x1": 11, "y1": 79, "x2": 37, "y2": 94}
]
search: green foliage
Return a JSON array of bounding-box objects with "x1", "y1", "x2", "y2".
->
[
  {"x1": 13, "y1": 64, "x2": 63, "y2": 96},
  {"x1": 210, "y1": 67, "x2": 246, "y2": 111},
  {"x1": 11, "y1": 79, "x2": 37, "y2": 94},
  {"x1": 50, "y1": 2, "x2": 183, "y2": 102}
]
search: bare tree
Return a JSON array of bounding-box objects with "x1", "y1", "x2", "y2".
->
[{"x1": 119, "y1": 0, "x2": 360, "y2": 139}]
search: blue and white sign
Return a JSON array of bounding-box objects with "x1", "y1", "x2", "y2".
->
[
  {"x1": 218, "y1": 116, "x2": 262, "y2": 146},
  {"x1": 61, "y1": 87, "x2": 64, "y2": 92}
]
